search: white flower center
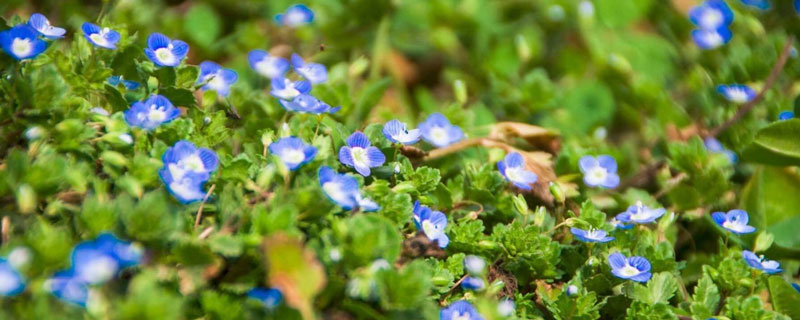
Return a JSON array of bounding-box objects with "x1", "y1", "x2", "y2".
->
[
  {"x1": 726, "y1": 88, "x2": 749, "y2": 103},
  {"x1": 90, "y1": 33, "x2": 109, "y2": 47},
  {"x1": 11, "y1": 38, "x2": 33, "y2": 57},
  {"x1": 169, "y1": 180, "x2": 203, "y2": 201},
  {"x1": 207, "y1": 74, "x2": 227, "y2": 91},
  {"x1": 80, "y1": 256, "x2": 118, "y2": 284},
  {"x1": 452, "y1": 312, "x2": 472, "y2": 320},
  {"x1": 505, "y1": 167, "x2": 527, "y2": 183},
  {"x1": 702, "y1": 32, "x2": 723, "y2": 47},
  {"x1": 350, "y1": 147, "x2": 369, "y2": 167},
  {"x1": 323, "y1": 181, "x2": 350, "y2": 205},
  {"x1": 422, "y1": 220, "x2": 441, "y2": 239},
  {"x1": 430, "y1": 127, "x2": 449, "y2": 145},
  {"x1": 180, "y1": 154, "x2": 205, "y2": 172},
  {"x1": 586, "y1": 229, "x2": 605, "y2": 240},
  {"x1": 620, "y1": 265, "x2": 640, "y2": 277},
  {"x1": 147, "y1": 105, "x2": 167, "y2": 123},
  {"x1": 281, "y1": 148, "x2": 306, "y2": 165},
  {"x1": 256, "y1": 57, "x2": 281, "y2": 78},
  {"x1": 700, "y1": 10, "x2": 722, "y2": 28},
  {"x1": 155, "y1": 48, "x2": 176, "y2": 65}
]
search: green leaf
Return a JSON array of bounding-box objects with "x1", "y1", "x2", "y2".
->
[
  {"x1": 690, "y1": 274, "x2": 720, "y2": 319},
  {"x1": 349, "y1": 78, "x2": 390, "y2": 125},
  {"x1": 263, "y1": 233, "x2": 326, "y2": 320},
  {"x1": 767, "y1": 276, "x2": 800, "y2": 319},
  {"x1": 742, "y1": 119, "x2": 800, "y2": 166},
  {"x1": 184, "y1": 3, "x2": 222, "y2": 49},
  {"x1": 740, "y1": 166, "x2": 800, "y2": 248},
  {"x1": 155, "y1": 67, "x2": 177, "y2": 87},
  {"x1": 625, "y1": 272, "x2": 677, "y2": 305},
  {"x1": 159, "y1": 86, "x2": 197, "y2": 107}
]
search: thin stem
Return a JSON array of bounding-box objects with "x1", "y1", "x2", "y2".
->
[
  {"x1": 194, "y1": 184, "x2": 216, "y2": 229},
  {"x1": 710, "y1": 36, "x2": 794, "y2": 137}
]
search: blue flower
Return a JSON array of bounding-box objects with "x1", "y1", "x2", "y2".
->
[
  {"x1": 742, "y1": 250, "x2": 782, "y2": 274},
  {"x1": 717, "y1": 84, "x2": 756, "y2": 103},
  {"x1": 608, "y1": 252, "x2": 652, "y2": 283},
  {"x1": 46, "y1": 270, "x2": 90, "y2": 307},
  {"x1": 570, "y1": 227, "x2": 614, "y2": 243},
  {"x1": 28, "y1": 13, "x2": 66, "y2": 39},
  {"x1": 275, "y1": 4, "x2": 315, "y2": 28},
  {"x1": 796, "y1": 0, "x2": 800, "y2": 15},
  {"x1": 703, "y1": 137, "x2": 737, "y2": 163},
  {"x1": 81, "y1": 23, "x2": 120, "y2": 49},
  {"x1": 92, "y1": 233, "x2": 142, "y2": 268},
  {"x1": 419, "y1": 113, "x2": 464, "y2": 147},
  {"x1": 740, "y1": 0, "x2": 770, "y2": 10},
  {"x1": 144, "y1": 33, "x2": 189, "y2": 67},
  {"x1": 279, "y1": 94, "x2": 340, "y2": 114},
  {"x1": 497, "y1": 152, "x2": 538, "y2": 190},
  {"x1": 268, "y1": 136, "x2": 317, "y2": 170},
  {"x1": 689, "y1": 0, "x2": 734, "y2": 30},
  {"x1": 692, "y1": 27, "x2": 732, "y2": 50},
  {"x1": 441, "y1": 300, "x2": 483, "y2": 320},
  {"x1": 497, "y1": 299, "x2": 515, "y2": 317},
  {"x1": 578, "y1": 155, "x2": 619, "y2": 189},
  {"x1": 159, "y1": 140, "x2": 217, "y2": 203},
  {"x1": 123, "y1": 94, "x2": 181, "y2": 130},
  {"x1": 108, "y1": 76, "x2": 140, "y2": 90},
  {"x1": 247, "y1": 287, "x2": 283, "y2": 309},
  {"x1": 249, "y1": 50, "x2": 289, "y2": 79},
  {"x1": 383, "y1": 120, "x2": 421, "y2": 145},
  {"x1": 198, "y1": 61, "x2": 238, "y2": 97},
  {"x1": 779, "y1": 111, "x2": 794, "y2": 121},
  {"x1": 616, "y1": 202, "x2": 666, "y2": 224},
  {"x1": 712, "y1": 209, "x2": 756, "y2": 234},
  {"x1": 566, "y1": 285, "x2": 579, "y2": 296},
  {"x1": 270, "y1": 77, "x2": 311, "y2": 100},
  {"x1": 339, "y1": 132, "x2": 386, "y2": 177},
  {"x1": 792, "y1": 282, "x2": 800, "y2": 293},
  {"x1": 0, "y1": 25, "x2": 48, "y2": 60},
  {"x1": 463, "y1": 255, "x2": 486, "y2": 276},
  {"x1": 318, "y1": 166, "x2": 379, "y2": 211},
  {"x1": 291, "y1": 54, "x2": 327, "y2": 84},
  {"x1": 461, "y1": 277, "x2": 485, "y2": 291},
  {"x1": 413, "y1": 201, "x2": 449, "y2": 248},
  {"x1": 71, "y1": 234, "x2": 140, "y2": 285},
  {"x1": 0, "y1": 258, "x2": 25, "y2": 296}
]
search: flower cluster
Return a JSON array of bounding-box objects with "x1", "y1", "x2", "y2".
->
[
  {"x1": 46, "y1": 234, "x2": 142, "y2": 307},
  {"x1": 158, "y1": 140, "x2": 219, "y2": 203},
  {"x1": 689, "y1": 0, "x2": 733, "y2": 49},
  {"x1": 249, "y1": 48, "x2": 336, "y2": 114},
  {"x1": 382, "y1": 113, "x2": 464, "y2": 149}
]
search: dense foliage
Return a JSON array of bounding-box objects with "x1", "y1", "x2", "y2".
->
[{"x1": 2, "y1": 0, "x2": 800, "y2": 319}]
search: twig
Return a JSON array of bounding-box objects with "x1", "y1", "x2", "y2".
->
[
  {"x1": 423, "y1": 138, "x2": 511, "y2": 161},
  {"x1": 1, "y1": 216, "x2": 9, "y2": 244},
  {"x1": 709, "y1": 37, "x2": 794, "y2": 137},
  {"x1": 198, "y1": 226, "x2": 214, "y2": 239},
  {"x1": 194, "y1": 184, "x2": 216, "y2": 229},
  {"x1": 439, "y1": 275, "x2": 468, "y2": 305}
]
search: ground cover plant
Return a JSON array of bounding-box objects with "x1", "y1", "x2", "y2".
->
[{"x1": 2, "y1": 0, "x2": 800, "y2": 319}]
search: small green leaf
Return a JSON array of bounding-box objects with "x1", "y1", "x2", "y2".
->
[
  {"x1": 768, "y1": 276, "x2": 800, "y2": 319},
  {"x1": 184, "y1": 4, "x2": 221, "y2": 49},
  {"x1": 742, "y1": 119, "x2": 800, "y2": 166}
]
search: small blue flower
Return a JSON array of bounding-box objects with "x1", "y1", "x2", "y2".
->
[
  {"x1": 108, "y1": 76, "x2": 140, "y2": 90},
  {"x1": 339, "y1": 132, "x2": 386, "y2": 177},
  {"x1": 383, "y1": 120, "x2": 421, "y2": 145},
  {"x1": 71, "y1": 238, "x2": 127, "y2": 284},
  {"x1": 461, "y1": 277, "x2": 485, "y2": 291},
  {"x1": 247, "y1": 287, "x2": 283, "y2": 309},
  {"x1": 796, "y1": 0, "x2": 800, "y2": 15},
  {"x1": 92, "y1": 233, "x2": 142, "y2": 269},
  {"x1": 712, "y1": 209, "x2": 756, "y2": 234},
  {"x1": 608, "y1": 252, "x2": 652, "y2": 283},
  {"x1": 792, "y1": 282, "x2": 800, "y2": 293},
  {"x1": 318, "y1": 166, "x2": 379, "y2": 211},
  {"x1": 740, "y1": 0, "x2": 770, "y2": 10},
  {"x1": 692, "y1": 27, "x2": 732, "y2": 50},
  {"x1": 268, "y1": 136, "x2": 317, "y2": 170},
  {"x1": 413, "y1": 201, "x2": 449, "y2": 248},
  {"x1": 441, "y1": 300, "x2": 483, "y2": 320},
  {"x1": 291, "y1": 54, "x2": 327, "y2": 84},
  {"x1": 0, "y1": 258, "x2": 25, "y2": 296},
  {"x1": 81, "y1": 22, "x2": 120, "y2": 49},
  {"x1": 198, "y1": 61, "x2": 238, "y2": 97},
  {"x1": 497, "y1": 152, "x2": 538, "y2": 190},
  {"x1": 497, "y1": 299, "x2": 515, "y2": 317},
  {"x1": 28, "y1": 13, "x2": 66, "y2": 39},
  {"x1": 616, "y1": 202, "x2": 666, "y2": 224},
  {"x1": 742, "y1": 250, "x2": 782, "y2": 274},
  {"x1": 279, "y1": 94, "x2": 340, "y2": 114},
  {"x1": 46, "y1": 270, "x2": 90, "y2": 307},
  {"x1": 0, "y1": 25, "x2": 48, "y2": 60},
  {"x1": 570, "y1": 227, "x2": 614, "y2": 243},
  {"x1": 703, "y1": 137, "x2": 737, "y2": 163},
  {"x1": 578, "y1": 155, "x2": 619, "y2": 189},
  {"x1": 689, "y1": 0, "x2": 734, "y2": 30},
  {"x1": 566, "y1": 285, "x2": 579, "y2": 296},
  {"x1": 159, "y1": 140, "x2": 217, "y2": 203},
  {"x1": 778, "y1": 111, "x2": 794, "y2": 121},
  {"x1": 249, "y1": 50, "x2": 290, "y2": 79},
  {"x1": 270, "y1": 77, "x2": 311, "y2": 100},
  {"x1": 123, "y1": 94, "x2": 181, "y2": 130},
  {"x1": 419, "y1": 113, "x2": 464, "y2": 147},
  {"x1": 275, "y1": 4, "x2": 315, "y2": 28},
  {"x1": 144, "y1": 33, "x2": 189, "y2": 67},
  {"x1": 463, "y1": 255, "x2": 486, "y2": 276},
  {"x1": 717, "y1": 84, "x2": 756, "y2": 103}
]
